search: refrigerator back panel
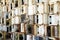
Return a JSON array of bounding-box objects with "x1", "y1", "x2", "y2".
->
[{"x1": 49, "y1": 15, "x2": 58, "y2": 25}]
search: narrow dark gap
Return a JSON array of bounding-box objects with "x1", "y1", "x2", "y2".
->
[
  {"x1": 11, "y1": 4, "x2": 12, "y2": 9},
  {"x1": 15, "y1": 1, "x2": 18, "y2": 7},
  {"x1": 19, "y1": 35, "x2": 23, "y2": 40},
  {"x1": 47, "y1": 26, "x2": 51, "y2": 37},
  {"x1": 22, "y1": 0, "x2": 24, "y2": 5}
]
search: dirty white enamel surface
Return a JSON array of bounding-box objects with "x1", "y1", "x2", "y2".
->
[
  {"x1": 11, "y1": 18, "x2": 15, "y2": 24},
  {"x1": 0, "y1": 6, "x2": 2, "y2": 17},
  {"x1": 3, "y1": 6, "x2": 7, "y2": 12},
  {"x1": 39, "y1": 25, "x2": 45, "y2": 36},
  {"x1": 37, "y1": 26, "x2": 39, "y2": 34},
  {"x1": 43, "y1": 14, "x2": 48, "y2": 24},
  {"x1": 2, "y1": 0, "x2": 5, "y2": 5},
  {"x1": 29, "y1": 15, "x2": 33, "y2": 24},
  {"x1": 54, "y1": 26, "x2": 58, "y2": 37},
  {"x1": 32, "y1": 5, "x2": 37, "y2": 14},
  {"x1": 12, "y1": 25, "x2": 17, "y2": 32},
  {"x1": 59, "y1": 15, "x2": 60, "y2": 25},
  {"x1": 21, "y1": 23, "x2": 24, "y2": 32},
  {"x1": 44, "y1": 3, "x2": 49, "y2": 13},
  {"x1": 12, "y1": 10, "x2": 15, "y2": 17},
  {"x1": 36, "y1": 0, "x2": 43, "y2": 3},
  {"x1": 34, "y1": 15, "x2": 37, "y2": 23},
  {"x1": 8, "y1": 4, "x2": 11, "y2": 12},
  {"x1": 51, "y1": 15, "x2": 58, "y2": 25},
  {"x1": 23, "y1": 6, "x2": 27, "y2": 13},
  {"x1": 0, "y1": 25, "x2": 2, "y2": 31},
  {"x1": 14, "y1": 16, "x2": 19, "y2": 24},
  {"x1": 18, "y1": 8, "x2": 21, "y2": 15},
  {"x1": 12, "y1": 3, "x2": 15, "y2": 9},
  {"x1": 28, "y1": 0, "x2": 32, "y2": 6},
  {"x1": 15, "y1": 8, "x2": 19, "y2": 15},
  {"x1": 32, "y1": 35, "x2": 35, "y2": 40},
  {"x1": 24, "y1": 0, "x2": 28, "y2": 4},
  {"x1": 2, "y1": 25, "x2": 7, "y2": 31},
  {"x1": 42, "y1": 0, "x2": 49, "y2": 2},
  {"x1": 8, "y1": 0, "x2": 12, "y2": 4},
  {"x1": 38, "y1": 14, "x2": 43, "y2": 24},
  {"x1": 4, "y1": 18, "x2": 6, "y2": 24},
  {"x1": 49, "y1": 0, "x2": 55, "y2": 2},
  {"x1": 37, "y1": 3, "x2": 44, "y2": 13},
  {"x1": 28, "y1": 5, "x2": 37, "y2": 15},
  {"x1": 54, "y1": 0, "x2": 60, "y2": 2},
  {"x1": 27, "y1": 35, "x2": 32, "y2": 40},
  {"x1": 49, "y1": 12, "x2": 53, "y2": 14},
  {"x1": 54, "y1": 3, "x2": 58, "y2": 13},
  {"x1": 28, "y1": 6, "x2": 33, "y2": 15}
]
